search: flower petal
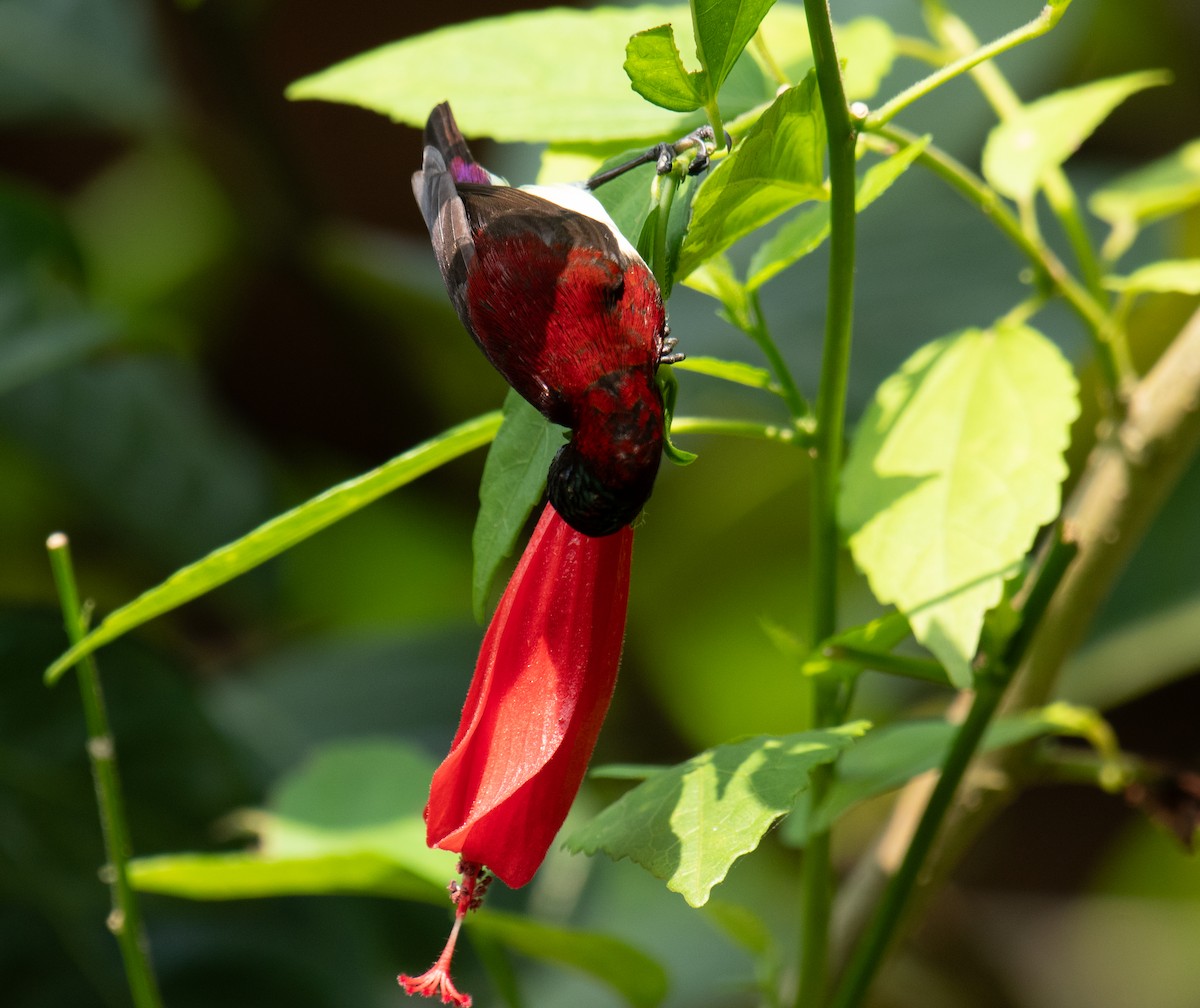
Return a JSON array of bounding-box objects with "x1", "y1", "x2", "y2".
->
[{"x1": 426, "y1": 503, "x2": 633, "y2": 888}]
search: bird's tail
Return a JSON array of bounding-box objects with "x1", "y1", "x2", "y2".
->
[
  {"x1": 424, "y1": 102, "x2": 492, "y2": 185},
  {"x1": 412, "y1": 101, "x2": 492, "y2": 236}
]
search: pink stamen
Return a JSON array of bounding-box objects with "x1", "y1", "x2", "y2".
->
[{"x1": 398, "y1": 862, "x2": 488, "y2": 1006}]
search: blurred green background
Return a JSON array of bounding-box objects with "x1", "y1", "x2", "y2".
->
[{"x1": 3, "y1": 1, "x2": 1200, "y2": 1006}]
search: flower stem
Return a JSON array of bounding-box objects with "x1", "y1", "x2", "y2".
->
[
  {"x1": 46, "y1": 533, "x2": 164, "y2": 1008},
  {"x1": 799, "y1": 1, "x2": 859, "y2": 1004}
]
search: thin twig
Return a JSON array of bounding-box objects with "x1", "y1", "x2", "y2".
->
[
  {"x1": 47, "y1": 533, "x2": 165, "y2": 1008},
  {"x1": 866, "y1": 1, "x2": 1072, "y2": 129}
]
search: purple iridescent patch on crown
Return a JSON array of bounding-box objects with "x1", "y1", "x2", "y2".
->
[{"x1": 451, "y1": 157, "x2": 492, "y2": 185}]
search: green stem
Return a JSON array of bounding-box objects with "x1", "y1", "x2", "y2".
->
[
  {"x1": 1042, "y1": 172, "x2": 1109, "y2": 303},
  {"x1": 867, "y1": 0, "x2": 1072, "y2": 129},
  {"x1": 651, "y1": 170, "x2": 680, "y2": 291},
  {"x1": 830, "y1": 674, "x2": 1004, "y2": 1008},
  {"x1": 1000, "y1": 529, "x2": 1080, "y2": 667},
  {"x1": 869, "y1": 123, "x2": 1130, "y2": 406},
  {"x1": 891, "y1": 34, "x2": 951, "y2": 68},
  {"x1": 669, "y1": 415, "x2": 802, "y2": 446},
  {"x1": 1031, "y1": 743, "x2": 1138, "y2": 791},
  {"x1": 745, "y1": 291, "x2": 810, "y2": 422},
  {"x1": 799, "y1": 823, "x2": 834, "y2": 1003},
  {"x1": 47, "y1": 534, "x2": 164, "y2": 1008},
  {"x1": 828, "y1": 528, "x2": 1076, "y2": 1008},
  {"x1": 923, "y1": 3, "x2": 1111, "y2": 313},
  {"x1": 825, "y1": 646, "x2": 953, "y2": 687},
  {"x1": 800, "y1": 2, "x2": 859, "y2": 1004},
  {"x1": 752, "y1": 29, "x2": 790, "y2": 88},
  {"x1": 704, "y1": 98, "x2": 727, "y2": 156},
  {"x1": 806, "y1": 3, "x2": 858, "y2": 646}
]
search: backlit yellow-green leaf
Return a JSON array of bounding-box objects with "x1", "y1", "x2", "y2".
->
[{"x1": 840, "y1": 325, "x2": 1079, "y2": 686}]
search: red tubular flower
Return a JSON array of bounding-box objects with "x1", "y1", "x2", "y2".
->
[
  {"x1": 425, "y1": 501, "x2": 633, "y2": 888},
  {"x1": 400, "y1": 503, "x2": 633, "y2": 1004}
]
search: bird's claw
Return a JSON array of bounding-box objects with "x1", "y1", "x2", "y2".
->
[
  {"x1": 658, "y1": 333, "x2": 685, "y2": 365},
  {"x1": 656, "y1": 125, "x2": 731, "y2": 177},
  {"x1": 587, "y1": 125, "x2": 731, "y2": 190}
]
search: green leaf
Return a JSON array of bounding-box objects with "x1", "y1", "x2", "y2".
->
[
  {"x1": 748, "y1": 204, "x2": 830, "y2": 291},
  {"x1": 703, "y1": 900, "x2": 776, "y2": 959},
  {"x1": 625, "y1": 23, "x2": 707, "y2": 112},
  {"x1": 262, "y1": 741, "x2": 437, "y2": 859},
  {"x1": 1090, "y1": 139, "x2": 1200, "y2": 260},
  {"x1": 786, "y1": 712, "x2": 1060, "y2": 841},
  {"x1": 830, "y1": 17, "x2": 897, "y2": 102},
  {"x1": 746, "y1": 135, "x2": 929, "y2": 290},
  {"x1": 676, "y1": 74, "x2": 826, "y2": 278},
  {"x1": 839, "y1": 325, "x2": 1079, "y2": 687},
  {"x1": 798, "y1": 612, "x2": 942, "y2": 683},
  {"x1": 130, "y1": 850, "x2": 448, "y2": 902},
  {"x1": 703, "y1": 900, "x2": 781, "y2": 996},
  {"x1": 672, "y1": 354, "x2": 778, "y2": 394},
  {"x1": 725, "y1": 10, "x2": 894, "y2": 102},
  {"x1": 662, "y1": 172, "x2": 703, "y2": 295},
  {"x1": 130, "y1": 740, "x2": 456, "y2": 902},
  {"x1": 472, "y1": 392, "x2": 562, "y2": 621},
  {"x1": 287, "y1": 6, "x2": 701, "y2": 143},
  {"x1": 131, "y1": 739, "x2": 667, "y2": 1006},
  {"x1": 44, "y1": 411, "x2": 502, "y2": 684},
  {"x1": 538, "y1": 144, "x2": 619, "y2": 185},
  {"x1": 982, "y1": 70, "x2": 1170, "y2": 202},
  {"x1": 690, "y1": 0, "x2": 777, "y2": 95},
  {"x1": 657, "y1": 366, "x2": 698, "y2": 465},
  {"x1": 567, "y1": 722, "x2": 868, "y2": 907},
  {"x1": 471, "y1": 911, "x2": 669, "y2": 1008},
  {"x1": 1104, "y1": 258, "x2": 1200, "y2": 295},
  {"x1": 286, "y1": 6, "x2": 891, "y2": 144},
  {"x1": 679, "y1": 253, "x2": 753, "y2": 329}
]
